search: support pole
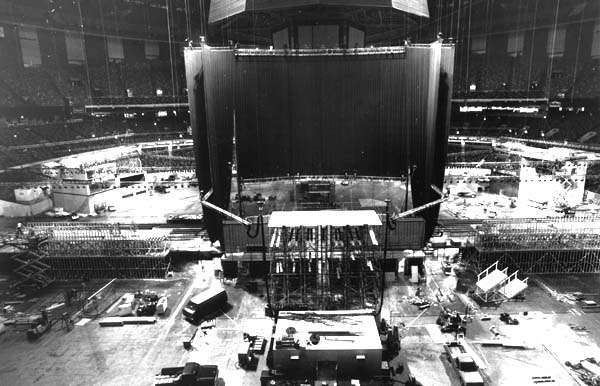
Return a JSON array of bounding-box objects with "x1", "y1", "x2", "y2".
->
[
  {"x1": 258, "y1": 203, "x2": 272, "y2": 316},
  {"x1": 378, "y1": 199, "x2": 392, "y2": 316}
]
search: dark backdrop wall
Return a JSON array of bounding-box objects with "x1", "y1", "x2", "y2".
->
[{"x1": 185, "y1": 45, "x2": 455, "y2": 241}]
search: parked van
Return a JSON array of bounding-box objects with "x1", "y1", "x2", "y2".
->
[{"x1": 182, "y1": 286, "x2": 228, "y2": 323}]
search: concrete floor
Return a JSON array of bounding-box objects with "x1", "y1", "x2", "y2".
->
[
  {"x1": 438, "y1": 189, "x2": 587, "y2": 220},
  {"x1": 383, "y1": 257, "x2": 600, "y2": 386},
  {"x1": 1, "y1": 166, "x2": 599, "y2": 385},
  {"x1": 0, "y1": 185, "x2": 204, "y2": 234},
  {"x1": 100, "y1": 185, "x2": 204, "y2": 224},
  {"x1": 231, "y1": 178, "x2": 410, "y2": 216},
  {"x1": 0, "y1": 260, "x2": 271, "y2": 386},
  {"x1": 2, "y1": 253, "x2": 600, "y2": 385}
]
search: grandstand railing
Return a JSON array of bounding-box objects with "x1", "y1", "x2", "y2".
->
[
  {"x1": 4, "y1": 132, "x2": 190, "y2": 151},
  {"x1": 453, "y1": 90, "x2": 547, "y2": 101},
  {"x1": 498, "y1": 136, "x2": 600, "y2": 152},
  {"x1": 87, "y1": 96, "x2": 187, "y2": 107},
  {"x1": 448, "y1": 135, "x2": 600, "y2": 153},
  {"x1": 0, "y1": 135, "x2": 192, "y2": 173}
]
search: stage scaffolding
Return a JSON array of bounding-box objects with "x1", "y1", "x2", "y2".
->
[
  {"x1": 465, "y1": 217, "x2": 600, "y2": 274},
  {"x1": 268, "y1": 224, "x2": 382, "y2": 311},
  {"x1": 13, "y1": 223, "x2": 170, "y2": 282}
]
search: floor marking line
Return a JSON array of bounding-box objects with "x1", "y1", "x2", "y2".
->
[{"x1": 140, "y1": 275, "x2": 197, "y2": 366}]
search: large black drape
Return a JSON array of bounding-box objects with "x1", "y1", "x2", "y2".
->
[{"x1": 185, "y1": 45, "x2": 455, "y2": 241}]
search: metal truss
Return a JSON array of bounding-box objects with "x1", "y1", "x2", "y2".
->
[
  {"x1": 475, "y1": 217, "x2": 600, "y2": 251},
  {"x1": 466, "y1": 217, "x2": 600, "y2": 274},
  {"x1": 15, "y1": 223, "x2": 171, "y2": 280},
  {"x1": 268, "y1": 225, "x2": 381, "y2": 311},
  {"x1": 1, "y1": 233, "x2": 54, "y2": 289},
  {"x1": 467, "y1": 249, "x2": 600, "y2": 274}
]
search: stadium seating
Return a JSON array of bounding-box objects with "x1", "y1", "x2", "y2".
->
[
  {"x1": 0, "y1": 56, "x2": 184, "y2": 107},
  {"x1": 456, "y1": 54, "x2": 600, "y2": 100},
  {"x1": 0, "y1": 113, "x2": 190, "y2": 170}
]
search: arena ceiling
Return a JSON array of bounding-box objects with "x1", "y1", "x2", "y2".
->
[
  {"x1": 209, "y1": 0, "x2": 429, "y2": 23},
  {"x1": 207, "y1": 1, "x2": 431, "y2": 45}
]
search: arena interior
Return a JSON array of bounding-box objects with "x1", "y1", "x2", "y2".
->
[{"x1": 1, "y1": 0, "x2": 600, "y2": 385}]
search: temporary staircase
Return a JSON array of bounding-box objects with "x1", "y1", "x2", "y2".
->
[
  {"x1": 474, "y1": 261, "x2": 528, "y2": 303},
  {"x1": 11, "y1": 251, "x2": 54, "y2": 289},
  {"x1": 1, "y1": 231, "x2": 54, "y2": 290},
  {"x1": 474, "y1": 261, "x2": 507, "y2": 303},
  {"x1": 497, "y1": 271, "x2": 529, "y2": 300}
]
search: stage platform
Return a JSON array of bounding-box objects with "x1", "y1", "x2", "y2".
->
[
  {"x1": 271, "y1": 310, "x2": 382, "y2": 378},
  {"x1": 268, "y1": 210, "x2": 382, "y2": 228},
  {"x1": 221, "y1": 250, "x2": 408, "y2": 262}
]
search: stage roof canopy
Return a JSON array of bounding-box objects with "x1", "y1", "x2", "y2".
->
[{"x1": 209, "y1": 0, "x2": 430, "y2": 23}]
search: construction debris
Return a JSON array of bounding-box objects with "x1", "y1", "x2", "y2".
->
[
  {"x1": 110, "y1": 290, "x2": 168, "y2": 317},
  {"x1": 99, "y1": 316, "x2": 156, "y2": 327},
  {"x1": 565, "y1": 358, "x2": 600, "y2": 385}
]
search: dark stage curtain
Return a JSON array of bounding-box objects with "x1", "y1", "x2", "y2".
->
[{"x1": 185, "y1": 45, "x2": 455, "y2": 240}]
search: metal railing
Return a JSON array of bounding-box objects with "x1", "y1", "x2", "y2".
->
[{"x1": 241, "y1": 175, "x2": 406, "y2": 184}]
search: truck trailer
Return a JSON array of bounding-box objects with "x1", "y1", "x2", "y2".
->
[
  {"x1": 444, "y1": 341, "x2": 485, "y2": 386},
  {"x1": 182, "y1": 286, "x2": 228, "y2": 324},
  {"x1": 155, "y1": 362, "x2": 218, "y2": 386}
]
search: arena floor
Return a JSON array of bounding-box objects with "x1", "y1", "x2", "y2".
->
[
  {"x1": 231, "y1": 178, "x2": 411, "y2": 217},
  {"x1": 1, "y1": 254, "x2": 599, "y2": 385},
  {"x1": 0, "y1": 185, "x2": 204, "y2": 233},
  {"x1": 0, "y1": 172, "x2": 598, "y2": 385}
]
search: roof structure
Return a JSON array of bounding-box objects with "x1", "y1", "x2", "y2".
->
[{"x1": 209, "y1": 0, "x2": 430, "y2": 23}]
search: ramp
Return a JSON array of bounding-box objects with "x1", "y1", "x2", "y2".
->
[
  {"x1": 498, "y1": 271, "x2": 528, "y2": 300},
  {"x1": 474, "y1": 261, "x2": 507, "y2": 302}
]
